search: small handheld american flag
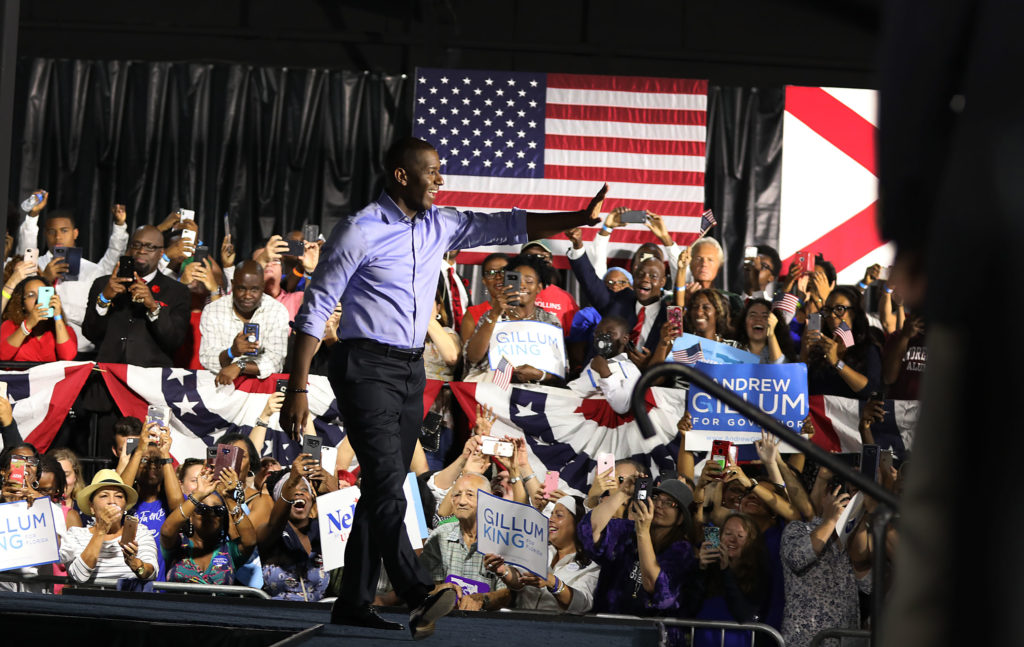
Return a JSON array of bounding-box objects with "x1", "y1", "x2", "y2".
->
[
  {"x1": 492, "y1": 356, "x2": 514, "y2": 390},
  {"x1": 699, "y1": 209, "x2": 717, "y2": 236},
  {"x1": 834, "y1": 322, "x2": 855, "y2": 348},
  {"x1": 671, "y1": 343, "x2": 705, "y2": 366},
  {"x1": 772, "y1": 292, "x2": 801, "y2": 316}
]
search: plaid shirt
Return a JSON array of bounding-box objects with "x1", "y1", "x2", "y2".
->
[
  {"x1": 419, "y1": 522, "x2": 506, "y2": 591},
  {"x1": 198, "y1": 293, "x2": 290, "y2": 379}
]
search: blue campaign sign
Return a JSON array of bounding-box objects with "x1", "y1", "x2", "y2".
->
[
  {"x1": 687, "y1": 363, "x2": 809, "y2": 435},
  {"x1": 669, "y1": 333, "x2": 760, "y2": 365}
]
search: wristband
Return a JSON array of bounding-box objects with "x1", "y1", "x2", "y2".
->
[
  {"x1": 857, "y1": 281, "x2": 868, "y2": 290},
  {"x1": 254, "y1": 419, "x2": 269, "y2": 428},
  {"x1": 98, "y1": 292, "x2": 111, "y2": 305},
  {"x1": 292, "y1": 266, "x2": 305, "y2": 278},
  {"x1": 884, "y1": 286, "x2": 894, "y2": 294},
  {"x1": 522, "y1": 473, "x2": 537, "y2": 484},
  {"x1": 162, "y1": 254, "x2": 170, "y2": 264},
  {"x1": 288, "y1": 388, "x2": 309, "y2": 394},
  {"x1": 20, "y1": 321, "x2": 32, "y2": 336},
  {"x1": 1, "y1": 289, "x2": 10, "y2": 299},
  {"x1": 54, "y1": 314, "x2": 63, "y2": 322},
  {"x1": 187, "y1": 494, "x2": 202, "y2": 507},
  {"x1": 227, "y1": 347, "x2": 235, "y2": 360},
  {"x1": 600, "y1": 225, "x2": 613, "y2": 235},
  {"x1": 280, "y1": 492, "x2": 297, "y2": 505},
  {"x1": 675, "y1": 286, "x2": 686, "y2": 292}
]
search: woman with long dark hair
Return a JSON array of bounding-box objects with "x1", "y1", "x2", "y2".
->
[
  {"x1": 0, "y1": 276, "x2": 77, "y2": 361},
  {"x1": 734, "y1": 298, "x2": 796, "y2": 363},
  {"x1": 687, "y1": 513, "x2": 770, "y2": 646},
  {"x1": 160, "y1": 465, "x2": 257, "y2": 585},
  {"x1": 579, "y1": 477, "x2": 696, "y2": 626},
  {"x1": 483, "y1": 495, "x2": 601, "y2": 613},
  {"x1": 801, "y1": 285, "x2": 882, "y2": 398}
]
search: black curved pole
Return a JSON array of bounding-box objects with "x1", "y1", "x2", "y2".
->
[{"x1": 630, "y1": 362, "x2": 899, "y2": 510}]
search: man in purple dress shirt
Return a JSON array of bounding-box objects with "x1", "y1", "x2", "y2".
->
[{"x1": 283, "y1": 137, "x2": 606, "y2": 639}]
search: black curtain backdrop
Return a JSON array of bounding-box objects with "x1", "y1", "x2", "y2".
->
[
  {"x1": 10, "y1": 59, "x2": 413, "y2": 261},
  {"x1": 9, "y1": 59, "x2": 782, "y2": 293},
  {"x1": 705, "y1": 86, "x2": 785, "y2": 291}
]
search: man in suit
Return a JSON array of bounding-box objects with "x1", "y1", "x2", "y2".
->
[
  {"x1": 83, "y1": 225, "x2": 190, "y2": 366},
  {"x1": 567, "y1": 243, "x2": 668, "y2": 360}
]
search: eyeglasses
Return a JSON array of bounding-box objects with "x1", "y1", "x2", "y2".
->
[
  {"x1": 651, "y1": 495, "x2": 679, "y2": 509},
  {"x1": 820, "y1": 304, "x2": 851, "y2": 317},
  {"x1": 483, "y1": 269, "x2": 505, "y2": 278},
  {"x1": 128, "y1": 241, "x2": 164, "y2": 252},
  {"x1": 605, "y1": 279, "x2": 630, "y2": 287}
]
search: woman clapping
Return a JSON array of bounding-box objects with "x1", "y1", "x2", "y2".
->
[{"x1": 161, "y1": 465, "x2": 256, "y2": 585}]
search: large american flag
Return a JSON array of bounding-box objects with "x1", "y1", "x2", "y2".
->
[{"x1": 412, "y1": 68, "x2": 707, "y2": 267}]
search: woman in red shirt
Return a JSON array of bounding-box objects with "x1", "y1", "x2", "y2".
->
[{"x1": 0, "y1": 277, "x2": 77, "y2": 361}]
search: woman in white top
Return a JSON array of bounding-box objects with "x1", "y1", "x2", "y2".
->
[
  {"x1": 60, "y1": 469, "x2": 157, "y2": 583},
  {"x1": 483, "y1": 496, "x2": 600, "y2": 614}
]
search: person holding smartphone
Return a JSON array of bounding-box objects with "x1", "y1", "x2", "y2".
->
[
  {"x1": 780, "y1": 471, "x2": 872, "y2": 647},
  {"x1": 0, "y1": 276, "x2": 77, "y2": 361},
  {"x1": 579, "y1": 476, "x2": 695, "y2": 627},
  {"x1": 160, "y1": 464, "x2": 257, "y2": 585},
  {"x1": 687, "y1": 513, "x2": 769, "y2": 647},
  {"x1": 801, "y1": 285, "x2": 882, "y2": 398},
  {"x1": 198, "y1": 259, "x2": 290, "y2": 385},
  {"x1": 60, "y1": 469, "x2": 157, "y2": 584},
  {"x1": 15, "y1": 200, "x2": 130, "y2": 354},
  {"x1": 258, "y1": 455, "x2": 329, "y2": 601},
  {"x1": 463, "y1": 254, "x2": 563, "y2": 384},
  {"x1": 117, "y1": 420, "x2": 178, "y2": 580}
]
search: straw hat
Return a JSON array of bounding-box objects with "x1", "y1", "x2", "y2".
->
[{"x1": 76, "y1": 469, "x2": 138, "y2": 515}]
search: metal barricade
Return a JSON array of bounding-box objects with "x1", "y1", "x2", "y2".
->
[
  {"x1": 153, "y1": 581, "x2": 271, "y2": 599},
  {"x1": 595, "y1": 613, "x2": 785, "y2": 647},
  {"x1": 810, "y1": 628, "x2": 872, "y2": 646},
  {"x1": 0, "y1": 572, "x2": 268, "y2": 599}
]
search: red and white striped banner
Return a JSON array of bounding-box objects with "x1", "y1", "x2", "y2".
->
[{"x1": 780, "y1": 86, "x2": 894, "y2": 283}]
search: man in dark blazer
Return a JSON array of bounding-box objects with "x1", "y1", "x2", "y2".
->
[
  {"x1": 83, "y1": 225, "x2": 190, "y2": 366},
  {"x1": 567, "y1": 247, "x2": 668, "y2": 358}
]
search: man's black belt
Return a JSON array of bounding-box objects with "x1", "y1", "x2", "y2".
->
[{"x1": 345, "y1": 338, "x2": 425, "y2": 362}]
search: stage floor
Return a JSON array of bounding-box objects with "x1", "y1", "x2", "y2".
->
[{"x1": 0, "y1": 590, "x2": 662, "y2": 646}]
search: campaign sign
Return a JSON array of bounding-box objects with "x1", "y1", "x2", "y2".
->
[
  {"x1": 685, "y1": 363, "x2": 809, "y2": 451},
  {"x1": 488, "y1": 320, "x2": 566, "y2": 379},
  {"x1": 668, "y1": 333, "x2": 759, "y2": 365},
  {"x1": 318, "y1": 473, "x2": 428, "y2": 571},
  {"x1": 445, "y1": 574, "x2": 491, "y2": 596},
  {"x1": 836, "y1": 491, "x2": 865, "y2": 548},
  {"x1": 476, "y1": 489, "x2": 549, "y2": 577},
  {"x1": 0, "y1": 497, "x2": 60, "y2": 571}
]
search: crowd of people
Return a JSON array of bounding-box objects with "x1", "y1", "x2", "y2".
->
[{"x1": 0, "y1": 185, "x2": 919, "y2": 646}]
